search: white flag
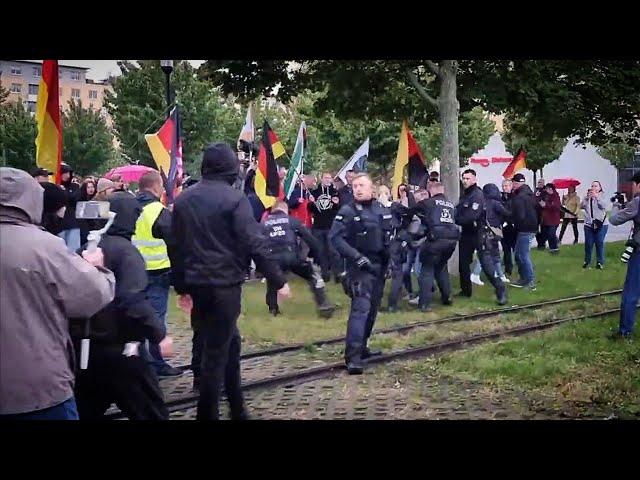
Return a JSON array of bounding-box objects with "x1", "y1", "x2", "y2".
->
[
  {"x1": 237, "y1": 103, "x2": 254, "y2": 150},
  {"x1": 335, "y1": 138, "x2": 369, "y2": 183}
]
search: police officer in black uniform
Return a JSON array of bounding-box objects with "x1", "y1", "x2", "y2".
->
[
  {"x1": 329, "y1": 173, "x2": 393, "y2": 374},
  {"x1": 263, "y1": 200, "x2": 335, "y2": 318},
  {"x1": 411, "y1": 182, "x2": 460, "y2": 311},
  {"x1": 455, "y1": 169, "x2": 507, "y2": 305}
]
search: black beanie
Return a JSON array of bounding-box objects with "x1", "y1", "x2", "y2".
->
[
  {"x1": 41, "y1": 182, "x2": 67, "y2": 214},
  {"x1": 201, "y1": 142, "x2": 239, "y2": 184}
]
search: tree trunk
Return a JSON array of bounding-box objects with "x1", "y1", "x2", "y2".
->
[{"x1": 439, "y1": 60, "x2": 461, "y2": 275}]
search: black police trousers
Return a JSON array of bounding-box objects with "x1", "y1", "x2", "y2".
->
[
  {"x1": 459, "y1": 231, "x2": 504, "y2": 296},
  {"x1": 191, "y1": 304, "x2": 244, "y2": 420},
  {"x1": 190, "y1": 285, "x2": 244, "y2": 421},
  {"x1": 312, "y1": 228, "x2": 343, "y2": 281},
  {"x1": 345, "y1": 267, "x2": 385, "y2": 363},
  {"x1": 266, "y1": 254, "x2": 325, "y2": 311},
  {"x1": 74, "y1": 344, "x2": 168, "y2": 420},
  {"x1": 418, "y1": 239, "x2": 457, "y2": 309}
]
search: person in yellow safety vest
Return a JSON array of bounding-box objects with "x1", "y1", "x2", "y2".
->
[{"x1": 133, "y1": 171, "x2": 182, "y2": 377}]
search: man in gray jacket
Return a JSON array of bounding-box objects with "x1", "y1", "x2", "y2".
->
[
  {"x1": 0, "y1": 168, "x2": 116, "y2": 420},
  {"x1": 609, "y1": 172, "x2": 640, "y2": 339}
]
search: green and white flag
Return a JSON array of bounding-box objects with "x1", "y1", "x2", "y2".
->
[{"x1": 283, "y1": 121, "x2": 307, "y2": 198}]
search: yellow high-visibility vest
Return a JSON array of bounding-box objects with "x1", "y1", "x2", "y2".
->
[{"x1": 132, "y1": 201, "x2": 170, "y2": 271}]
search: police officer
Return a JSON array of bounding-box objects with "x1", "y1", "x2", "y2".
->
[
  {"x1": 263, "y1": 200, "x2": 335, "y2": 318},
  {"x1": 386, "y1": 185, "x2": 414, "y2": 312},
  {"x1": 455, "y1": 169, "x2": 507, "y2": 305},
  {"x1": 330, "y1": 173, "x2": 393, "y2": 374},
  {"x1": 413, "y1": 182, "x2": 460, "y2": 311}
]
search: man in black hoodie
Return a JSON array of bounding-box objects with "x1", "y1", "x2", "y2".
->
[
  {"x1": 172, "y1": 142, "x2": 290, "y2": 421},
  {"x1": 308, "y1": 172, "x2": 342, "y2": 281},
  {"x1": 509, "y1": 173, "x2": 538, "y2": 289},
  {"x1": 58, "y1": 163, "x2": 82, "y2": 252},
  {"x1": 71, "y1": 191, "x2": 173, "y2": 420}
]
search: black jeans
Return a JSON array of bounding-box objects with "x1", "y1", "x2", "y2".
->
[
  {"x1": 266, "y1": 254, "x2": 324, "y2": 310},
  {"x1": 191, "y1": 285, "x2": 244, "y2": 421},
  {"x1": 459, "y1": 231, "x2": 504, "y2": 296},
  {"x1": 311, "y1": 228, "x2": 342, "y2": 280},
  {"x1": 559, "y1": 218, "x2": 579, "y2": 243},
  {"x1": 74, "y1": 344, "x2": 168, "y2": 420},
  {"x1": 418, "y1": 240, "x2": 457, "y2": 308},
  {"x1": 543, "y1": 225, "x2": 559, "y2": 251},
  {"x1": 501, "y1": 226, "x2": 517, "y2": 276}
]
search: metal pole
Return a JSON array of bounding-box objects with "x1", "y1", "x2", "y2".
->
[{"x1": 164, "y1": 71, "x2": 171, "y2": 119}]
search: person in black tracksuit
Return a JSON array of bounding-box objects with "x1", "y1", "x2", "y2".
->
[
  {"x1": 501, "y1": 179, "x2": 517, "y2": 277},
  {"x1": 172, "y1": 143, "x2": 287, "y2": 421},
  {"x1": 307, "y1": 173, "x2": 342, "y2": 282},
  {"x1": 455, "y1": 169, "x2": 507, "y2": 304},
  {"x1": 262, "y1": 201, "x2": 334, "y2": 317},
  {"x1": 412, "y1": 183, "x2": 461, "y2": 311},
  {"x1": 71, "y1": 191, "x2": 169, "y2": 420}
]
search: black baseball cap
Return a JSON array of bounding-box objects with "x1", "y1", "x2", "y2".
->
[
  {"x1": 512, "y1": 173, "x2": 526, "y2": 183},
  {"x1": 31, "y1": 167, "x2": 51, "y2": 177}
]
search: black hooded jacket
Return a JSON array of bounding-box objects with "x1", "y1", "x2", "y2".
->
[
  {"x1": 70, "y1": 191, "x2": 165, "y2": 345},
  {"x1": 307, "y1": 184, "x2": 340, "y2": 229},
  {"x1": 511, "y1": 184, "x2": 539, "y2": 233},
  {"x1": 60, "y1": 164, "x2": 81, "y2": 230},
  {"x1": 171, "y1": 143, "x2": 286, "y2": 292},
  {"x1": 482, "y1": 183, "x2": 511, "y2": 228}
]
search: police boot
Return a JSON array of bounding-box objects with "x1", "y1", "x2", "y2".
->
[
  {"x1": 346, "y1": 357, "x2": 364, "y2": 375},
  {"x1": 345, "y1": 343, "x2": 365, "y2": 374},
  {"x1": 362, "y1": 346, "x2": 382, "y2": 360},
  {"x1": 312, "y1": 286, "x2": 335, "y2": 319},
  {"x1": 496, "y1": 287, "x2": 508, "y2": 306},
  {"x1": 269, "y1": 306, "x2": 281, "y2": 316}
]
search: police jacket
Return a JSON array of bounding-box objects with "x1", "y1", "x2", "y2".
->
[
  {"x1": 455, "y1": 184, "x2": 485, "y2": 235},
  {"x1": 510, "y1": 184, "x2": 539, "y2": 234},
  {"x1": 263, "y1": 210, "x2": 321, "y2": 260},
  {"x1": 171, "y1": 151, "x2": 286, "y2": 293},
  {"x1": 308, "y1": 184, "x2": 340, "y2": 229},
  {"x1": 329, "y1": 199, "x2": 393, "y2": 267},
  {"x1": 413, "y1": 193, "x2": 460, "y2": 241},
  {"x1": 70, "y1": 192, "x2": 165, "y2": 346}
]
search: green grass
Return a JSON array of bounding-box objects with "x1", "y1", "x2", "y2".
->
[{"x1": 167, "y1": 241, "x2": 627, "y2": 349}]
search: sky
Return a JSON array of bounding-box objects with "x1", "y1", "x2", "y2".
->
[{"x1": 36, "y1": 60, "x2": 206, "y2": 80}]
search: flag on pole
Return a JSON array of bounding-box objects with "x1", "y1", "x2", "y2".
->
[
  {"x1": 255, "y1": 120, "x2": 286, "y2": 208},
  {"x1": 335, "y1": 138, "x2": 369, "y2": 183},
  {"x1": 392, "y1": 120, "x2": 427, "y2": 199},
  {"x1": 145, "y1": 106, "x2": 183, "y2": 203},
  {"x1": 283, "y1": 121, "x2": 307, "y2": 199},
  {"x1": 237, "y1": 103, "x2": 255, "y2": 150},
  {"x1": 35, "y1": 60, "x2": 62, "y2": 184},
  {"x1": 502, "y1": 146, "x2": 527, "y2": 179}
]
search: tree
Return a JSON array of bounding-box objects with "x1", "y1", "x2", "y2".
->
[
  {"x1": 0, "y1": 81, "x2": 8, "y2": 105},
  {"x1": 597, "y1": 136, "x2": 639, "y2": 169},
  {"x1": 0, "y1": 100, "x2": 37, "y2": 171},
  {"x1": 104, "y1": 60, "x2": 241, "y2": 175},
  {"x1": 61, "y1": 100, "x2": 116, "y2": 176}
]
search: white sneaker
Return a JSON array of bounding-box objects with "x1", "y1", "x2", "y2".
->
[
  {"x1": 402, "y1": 294, "x2": 412, "y2": 301},
  {"x1": 408, "y1": 296, "x2": 420, "y2": 306},
  {"x1": 470, "y1": 274, "x2": 484, "y2": 286},
  {"x1": 500, "y1": 275, "x2": 511, "y2": 283}
]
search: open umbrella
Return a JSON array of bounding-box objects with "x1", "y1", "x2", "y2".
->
[
  {"x1": 552, "y1": 177, "x2": 581, "y2": 189},
  {"x1": 104, "y1": 165, "x2": 155, "y2": 184}
]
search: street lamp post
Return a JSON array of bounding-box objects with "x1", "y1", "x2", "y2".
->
[{"x1": 160, "y1": 60, "x2": 174, "y2": 118}]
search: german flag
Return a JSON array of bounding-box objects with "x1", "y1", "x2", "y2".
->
[
  {"x1": 145, "y1": 106, "x2": 183, "y2": 203},
  {"x1": 35, "y1": 60, "x2": 62, "y2": 184},
  {"x1": 392, "y1": 120, "x2": 427, "y2": 198},
  {"x1": 255, "y1": 120, "x2": 286, "y2": 208},
  {"x1": 502, "y1": 146, "x2": 527, "y2": 179}
]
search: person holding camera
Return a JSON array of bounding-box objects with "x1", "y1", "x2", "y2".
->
[
  {"x1": 609, "y1": 172, "x2": 640, "y2": 339},
  {"x1": 581, "y1": 180, "x2": 609, "y2": 269}
]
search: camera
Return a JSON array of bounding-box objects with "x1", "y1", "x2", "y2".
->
[
  {"x1": 621, "y1": 239, "x2": 639, "y2": 263},
  {"x1": 610, "y1": 192, "x2": 626, "y2": 207}
]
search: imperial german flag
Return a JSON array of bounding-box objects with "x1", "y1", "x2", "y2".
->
[
  {"x1": 35, "y1": 60, "x2": 62, "y2": 184},
  {"x1": 502, "y1": 146, "x2": 527, "y2": 179},
  {"x1": 392, "y1": 120, "x2": 427, "y2": 199},
  {"x1": 255, "y1": 120, "x2": 286, "y2": 208}
]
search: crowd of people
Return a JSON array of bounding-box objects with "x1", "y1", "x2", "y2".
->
[{"x1": 1, "y1": 142, "x2": 639, "y2": 421}]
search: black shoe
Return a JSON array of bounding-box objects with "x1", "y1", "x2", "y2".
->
[
  {"x1": 455, "y1": 291, "x2": 472, "y2": 298},
  {"x1": 346, "y1": 361, "x2": 364, "y2": 375},
  {"x1": 582, "y1": 262, "x2": 589, "y2": 269},
  {"x1": 317, "y1": 304, "x2": 335, "y2": 318},
  {"x1": 573, "y1": 240, "x2": 578, "y2": 245},
  {"x1": 442, "y1": 297, "x2": 453, "y2": 306},
  {"x1": 362, "y1": 347, "x2": 382, "y2": 360},
  {"x1": 269, "y1": 307, "x2": 281, "y2": 316},
  {"x1": 596, "y1": 263, "x2": 604, "y2": 270},
  {"x1": 549, "y1": 249, "x2": 559, "y2": 255},
  {"x1": 192, "y1": 377, "x2": 201, "y2": 392},
  {"x1": 496, "y1": 289, "x2": 508, "y2": 306},
  {"x1": 157, "y1": 365, "x2": 183, "y2": 377}
]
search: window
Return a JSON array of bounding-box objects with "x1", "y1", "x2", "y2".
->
[
  {"x1": 33, "y1": 67, "x2": 41, "y2": 77},
  {"x1": 89, "y1": 90, "x2": 98, "y2": 99},
  {"x1": 28, "y1": 84, "x2": 39, "y2": 95},
  {"x1": 26, "y1": 102, "x2": 37, "y2": 113},
  {"x1": 71, "y1": 88, "x2": 80, "y2": 98},
  {"x1": 10, "y1": 83, "x2": 22, "y2": 93},
  {"x1": 70, "y1": 71, "x2": 81, "y2": 81},
  {"x1": 89, "y1": 103, "x2": 94, "y2": 109},
  {"x1": 10, "y1": 65, "x2": 22, "y2": 75}
]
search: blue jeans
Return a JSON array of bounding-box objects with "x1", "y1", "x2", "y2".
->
[
  {"x1": 58, "y1": 228, "x2": 81, "y2": 253},
  {"x1": 543, "y1": 225, "x2": 559, "y2": 251},
  {"x1": 514, "y1": 233, "x2": 535, "y2": 284},
  {"x1": 0, "y1": 397, "x2": 78, "y2": 420},
  {"x1": 619, "y1": 251, "x2": 640, "y2": 336},
  {"x1": 145, "y1": 271, "x2": 171, "y2": 371},
  {"x1": 473, "y1": 255, "x2": 504, "y2": 278},
  {"x1": 584, "y1": 225, "x2": 608, "y2": 265}
]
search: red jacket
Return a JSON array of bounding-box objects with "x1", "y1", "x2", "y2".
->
[{"x1": 541, "y1": 191, "x2": 562, "y2": 226}]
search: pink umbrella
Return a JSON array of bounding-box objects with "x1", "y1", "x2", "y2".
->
[
  {"x1": 552, "y1": 178, "x2": 581, "y2": 189},
  {"x1": 104, "y1": 165, "x2": 156, "y2": 183}
]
